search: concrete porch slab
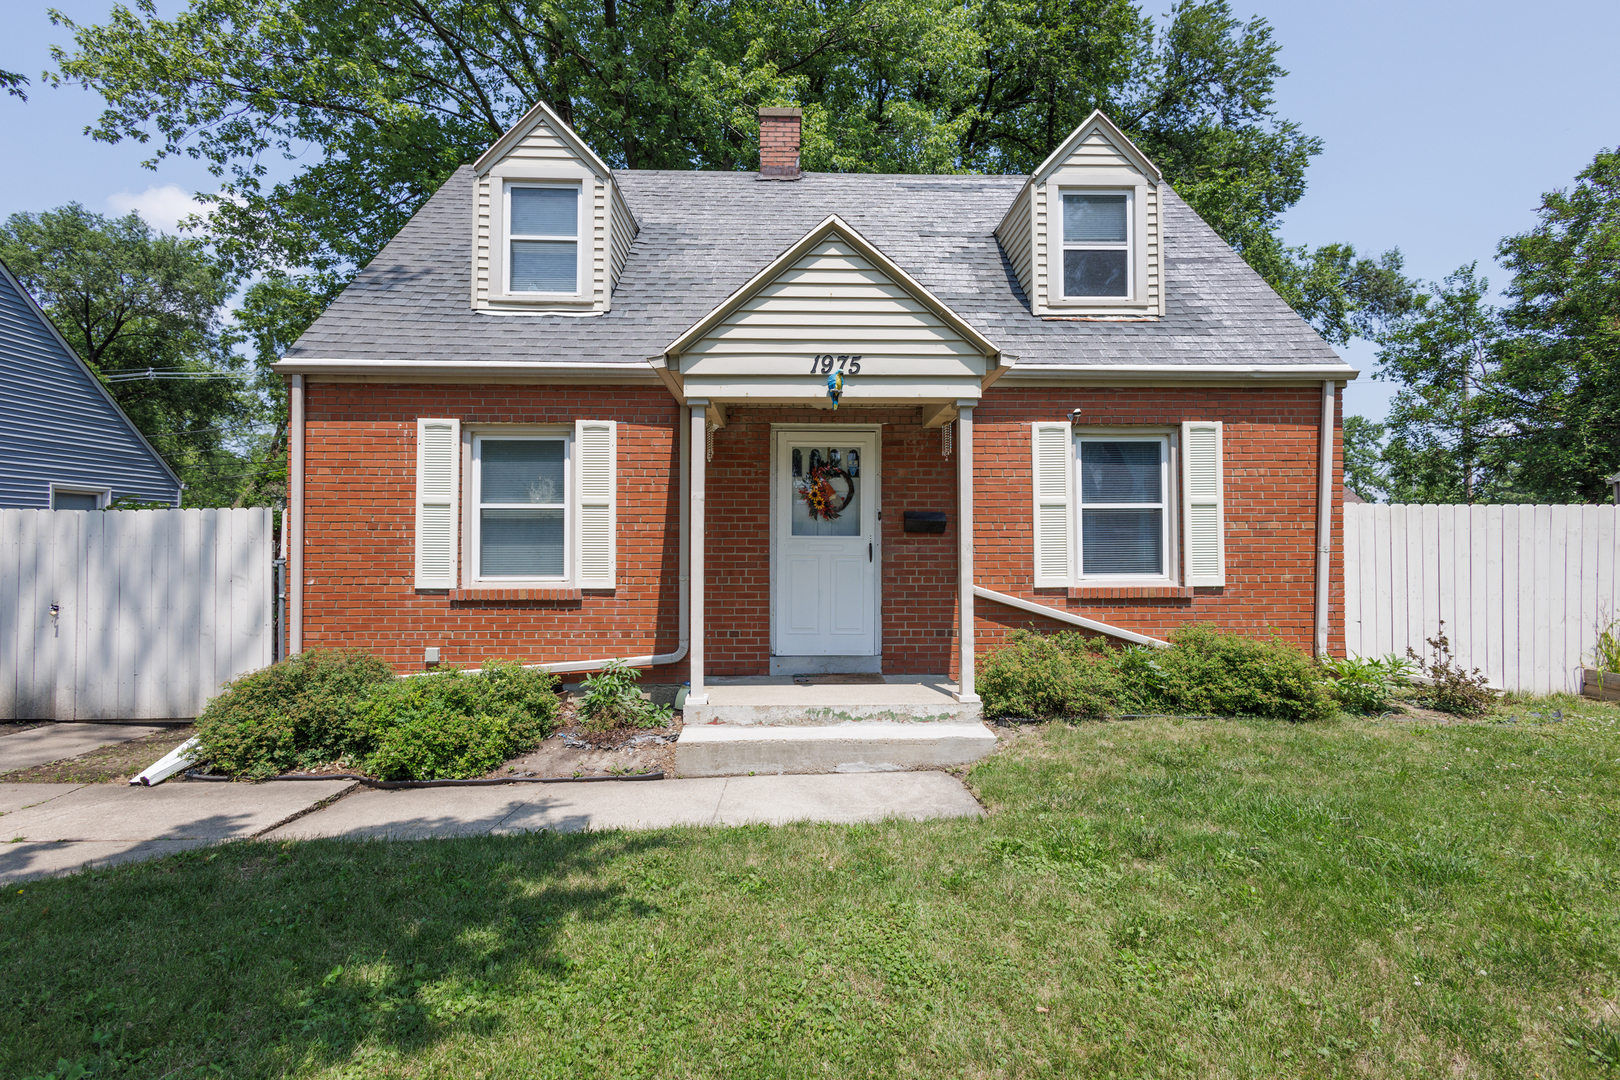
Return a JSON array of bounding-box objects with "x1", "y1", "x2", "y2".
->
[
  {"x1": 688, "y1": 675, "x2": 980, "y2": 725},
  {"x1": 674, "y1": 721, "x2": 997, "y2": 777}
]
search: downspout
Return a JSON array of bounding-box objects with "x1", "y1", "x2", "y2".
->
[
  {"x1": 518, "y1": 405, "x2": 691, "y2": 675},
  {"x1": 973, "y1": 586, "x2": 1169, "y2": 648},
  {"x1": 1314, "y1": 380, "x2": 1335, "y2": 658},
  {"x1": 289, "y1": 373, "x2": 304, "y2": 655}
]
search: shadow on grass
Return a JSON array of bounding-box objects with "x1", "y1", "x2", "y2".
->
[{"x1": 3, "y1": 826, "x2": 676, "y2": 1078}]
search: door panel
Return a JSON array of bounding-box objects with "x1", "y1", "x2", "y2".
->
[{"x1": 774, "y1": 431, "x2": 878, "y2": 657}]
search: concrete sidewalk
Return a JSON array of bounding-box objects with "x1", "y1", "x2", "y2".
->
[
  {"x1": 0, "y1": 723, "x2": 170, "y2": 773},
  {"x1": 1, "y1": 772, "x2": 983, "y2": 883}
]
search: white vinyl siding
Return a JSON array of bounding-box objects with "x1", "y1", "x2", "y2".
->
[
  {"x1": 1030, "y1": 422, "x2": 1074, "y2": 587},
  {"x1": 1181, "y1": 421, "x2": 1226, "y2": 586},
  {"x1": 994, "y1": 181, "x2": 1034, "y2": 302},
  {"x1": 573, "y1": 420, "x2": 617, "y2": 589},
  {"x1": 414, "y1": 418, "x2": 461, "y2": 589},
  {"x1": 1076, "y1": 437, "x2": 1168, "y2": 579}
]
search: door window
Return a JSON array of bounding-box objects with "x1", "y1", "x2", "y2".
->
[{"x1": 789, "y1": 445, "x2": 863, "y2": 537}]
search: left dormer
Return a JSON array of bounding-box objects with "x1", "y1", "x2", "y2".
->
[
  {"x1": 471, "y1": 100, "x2": 638, "y2": 314},
  {"x1": 996, "y1": 110, "x2": 1165, "y2": 319}
]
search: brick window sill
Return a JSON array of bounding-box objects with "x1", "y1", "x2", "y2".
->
[
  {"x1": 448, "y1": 588, "x2": 583, "y2": 603},
  {"x1": 1067, "y1": 585, "x2": 1193, "y2": 600}
]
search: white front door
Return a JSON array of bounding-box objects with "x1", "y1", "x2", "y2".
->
[{"x1": 773, "y1": 429, "x2": 879, "y2": 657}]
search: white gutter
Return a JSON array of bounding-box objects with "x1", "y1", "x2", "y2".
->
[
  {"x1": 272, "y1": 358, "x2": 659, "y2": 381},
  {"x1": 1314, "y1": 380, "x2": 1335, "y2": 657},
  {"x1": 289, "y1": 373, "x2": 304, "y2": 655},
  {"x1": 973, "y1": 586, "x2": 1169, "y2": 648},
  {"x1": 1000, "y1": 363, "x2": 1360, "y2": 382}
]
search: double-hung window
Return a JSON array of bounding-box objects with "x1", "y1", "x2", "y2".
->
[
  {"x1": 1077, "y1": 437, "x2": 1168, "y2": 579},
  {"x1": 473, "y1": 435, "x2": 569, "y2": 580},
  {"x1": 1061, "y1": 191, "x2": 1131, "y2": 298},
  {"x1": 506, "y1": 182, "x2": 579, "y2": 295}
]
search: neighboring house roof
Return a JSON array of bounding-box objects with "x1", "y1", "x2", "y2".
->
[
  {"x1": 286, "y1": 166, "x2": 1348, "y2": 374},
  {"x1": 1344, "y1": 486, "x2": 1367, "y2": 504},
  {"x1": 0, "y1": 259, "x2": 182, "y2": 508}
]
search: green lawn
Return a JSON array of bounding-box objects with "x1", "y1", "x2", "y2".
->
[{"x1": 5, "y1": 698, "x2": 1619, "y2": 1079}]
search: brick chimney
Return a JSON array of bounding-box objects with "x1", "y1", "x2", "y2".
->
[{"x1": 758, "y1": 107, "x2": 802, "y2": 180}]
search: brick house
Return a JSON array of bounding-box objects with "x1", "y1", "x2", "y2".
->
[{"x1": 277, "y1": 104, "x2": 1351, "y2": 773}]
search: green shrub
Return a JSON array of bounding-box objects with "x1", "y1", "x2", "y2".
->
[
  {"x1": 978, "y1": 623, "x2": 1334, "y2": 722},
  {"x1": 193, "y1": 654, "x2": 559, "y2": 780},
  {"x1": 1407, "y1": 624, "x2": 1495, "y2": 717},
  {"x1": 576, "y1": 659, "x2": 672, "y2": 733},
  {"x1": 977, "y1": 631, "x2": 1128, "y2": 720},
  {"x1": 1320, "y1": 653, "x2": 1413, "y2": 714},
  {"x1": 193, "y1": 650, "x2": 396, "y2": 779}
]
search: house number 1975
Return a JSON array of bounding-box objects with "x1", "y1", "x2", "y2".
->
[{"x1": 810, "y1": 354, "x2": 862, "y2": 374}]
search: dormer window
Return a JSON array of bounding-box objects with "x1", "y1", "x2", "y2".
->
[
  {"x1": 1061, "y1": 191, "x2": 1131, "y2": 299},
  {"x1": 506, "y1": 182, "x2": 580, "y2": 294}
]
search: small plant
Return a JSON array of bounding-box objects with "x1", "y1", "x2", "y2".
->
[
  {"x1": 1406, "y1": 623, "x2": 1494, "y2": 717},
  {"x1": 576, "y1": 659, "x2": 672, "y2": 733},
  {"x1": 1320, "y1": 653, "x2": 1413, "y2": 714},
  {"x1": 1589, "y1": 617, "x2": 1620, "y2": 675}
]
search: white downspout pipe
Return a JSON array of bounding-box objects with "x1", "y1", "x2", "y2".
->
[
  {"x1": 289, "y1": 373, "x2": 304, "y2": 656},
  {"x1": 1314, "y1": 380, "x2": 1336, "y2": 658},
  {"x1": 513, "y1": 407, "x2": 691, "y2": 676},
  {"x1": 956, "y1": 406, "x2": 980, "y2": 703},
  {"x1": 973, "y1": 586, "x2": 1170, "y2": 648}
]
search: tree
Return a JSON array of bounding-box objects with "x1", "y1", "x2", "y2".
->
[
  {"x1": 1342, "y1": 414, "x2": 1387, "y2": 502},
  {"x1": 0, "y1": 204, "x2": 261, "y2": 505},
  {"x1": 51, "y1": 0, "x2": 1403, "y2": 345},
  {"x1": 1495, "y1": 148, "x2": 1620, "y2": 502},
  {"x1": 2, "y1": 69, "x2": 27, "y2": 100},
  {"x1": 1372, "y1": 264, "x2": 1502, "y2": 504}
]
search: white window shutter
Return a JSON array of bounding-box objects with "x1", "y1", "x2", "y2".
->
[
  {"x1": 414, "y1": 418, "x2": 460, "y2": 589},
  {"x1": 1031, "y1": 422, "x2": 1075, "y2": 587},
  {"x1": 575, "y1": 419, "x2": 617, "y2": 589},
  {"x1": 1181, "y1": 420, "x2": 1226, "y2": 586}
]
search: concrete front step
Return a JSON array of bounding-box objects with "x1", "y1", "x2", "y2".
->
[{"x1": 673, "y1": 721, "x2": 998, "y2": 777}]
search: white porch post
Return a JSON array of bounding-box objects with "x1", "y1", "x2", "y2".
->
[
  {"x1": 688, "y1": 401, "x2": 709, "y2": 705},
  {"x1": 288, "y1": 373, "x2": 304, "y2": 656},
  {"x1": 956, "y1": 401, "x2": 979, "y2": 703}
]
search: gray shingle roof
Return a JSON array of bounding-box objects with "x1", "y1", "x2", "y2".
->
[{"x1": 286, "y1": 166, "x2": 1344, "y2": 369}]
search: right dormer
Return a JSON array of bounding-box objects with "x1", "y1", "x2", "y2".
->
[{"x1": 995, "y1": 110, "x2": 1165, "y2": 318}]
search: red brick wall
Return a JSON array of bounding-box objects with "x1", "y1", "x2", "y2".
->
[
  {"x1": 972, "y1": 385, "x2": 1345, "y2": 663},
  {"x1": 300, "y1": 382, "x2": 687, "y2": 674},
  {"x1": 297, "y1": 381, "x2": 1343, "y2": 678}
]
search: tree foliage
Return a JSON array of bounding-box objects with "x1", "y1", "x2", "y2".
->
[
  {"x1": 1495, "y1": 148, "x2": 1620, "y2": 503},
  {"x1": 50, "y1": 0, "x2": 1402, "y2": 348},
  {"x1": 0, "y1": 204, "x2": 269, "y2": 506}
]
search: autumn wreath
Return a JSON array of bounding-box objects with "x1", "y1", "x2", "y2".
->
[{"x1": 795, "y1": 463, "x2": 855, "y2": 521}]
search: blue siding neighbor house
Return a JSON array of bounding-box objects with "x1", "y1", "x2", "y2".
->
[{"x1": 0, "y1": 259, "x2": 181, "y2": 508}]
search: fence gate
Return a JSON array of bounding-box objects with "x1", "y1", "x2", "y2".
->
[
  {"x1": 1344, "y1": 503, "x2": 1620, "y2": 695},
  {"x1": 0, "y1": 507, "x2": 272, "y2": 720}
]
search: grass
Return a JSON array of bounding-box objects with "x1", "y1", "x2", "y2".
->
[{"x1": 3, "y1": 698, "x2": 1619, "y2": 1078}]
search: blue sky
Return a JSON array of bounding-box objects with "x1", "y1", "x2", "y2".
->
[{"x1": 3, "y1": 0, "x2": 1617, "y2": 420}]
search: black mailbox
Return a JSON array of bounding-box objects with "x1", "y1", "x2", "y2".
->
[{"x1": 902, "y1": 511, "x2": 948, "y2": 534}]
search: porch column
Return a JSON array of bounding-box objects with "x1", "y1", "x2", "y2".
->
[
  {"x1": 956, "y1": 402, "x2": 979, "y2": 704},
  {"x1": 688, "y1": 400, "x2": 709, "y2": 705}
]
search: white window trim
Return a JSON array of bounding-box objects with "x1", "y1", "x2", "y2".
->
[
  {"x1": 1072, "y1": 432, "x2": 1178, "y2": 585},
  {"x1": 500, "y1": 179, "x2": 587, "y2": 300},
  {"x1": 1058, "y1": 188, "x2": 1134, "y2": 303},
  {"x1": 48, "y1": 483, "x2": 111, "y2": 510},
  {"x1": 469, "y1": 429, "x2": 573, "y2": 586}
]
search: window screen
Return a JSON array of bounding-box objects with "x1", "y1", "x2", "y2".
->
[
  {"x1": 1078, "y1": 439, "x2": 1164, "y2": 576},
  {"x1": 508, "y1": 185, "x2": 578, "y2": 293},
  {"x1": 478, "y1": 438, "x2": 566, "y2": 577},
  {"x1": 1061, "y1": 193, "x2": 1130, "y2": 298}
]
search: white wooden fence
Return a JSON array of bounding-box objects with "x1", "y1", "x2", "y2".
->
[
  {"x1": 1344, "y1": 504, "x2": 1620, "y2": 694},
  {"x1": 0, "y1": 508, "x2": 272, "y2": 720}
]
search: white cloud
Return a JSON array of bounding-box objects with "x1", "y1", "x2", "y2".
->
[{"x1": 106, "y1": 184, "x2": 207, "y2": 233}]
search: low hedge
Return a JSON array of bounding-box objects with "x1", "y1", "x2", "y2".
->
[
  {"x1": 193, "y1": 650, "x2": 560, "y2": 780},
  {"x1": 979, "y1": 623, "x2": 1334, "y2": 722}
]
